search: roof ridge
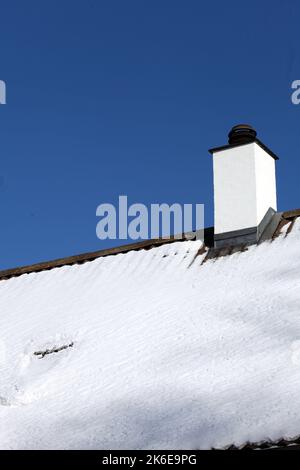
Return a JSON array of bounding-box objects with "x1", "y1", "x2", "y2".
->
[
  {"x1": 0, "y1": 232, "x2": 205, "y2": 281},
  {"x1": 0, "y1": 207, "x2": 299, "y2": 282}
]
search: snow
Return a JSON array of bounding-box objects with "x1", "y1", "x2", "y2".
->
[{"x1": 1, "y1": 220, "x2": 300, "y2": 449}]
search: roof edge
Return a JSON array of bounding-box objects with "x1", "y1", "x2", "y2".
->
[
  {"x1": 0, "y1": 229, "x2": 213, "y2": 281},
  {"x1": 0, "y1": 208, "x2": 299, "y2": 282},
  {"x1": 219, "y1": 433, "x2": 300, "y2": 451}
]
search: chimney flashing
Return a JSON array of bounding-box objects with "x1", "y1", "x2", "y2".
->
[{"x1": 214, "y1": 207, "x2": 276, "y2": 248}]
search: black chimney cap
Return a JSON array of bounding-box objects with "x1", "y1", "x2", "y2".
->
[
  {"x1": 208, "y1": 124, "x2": 279, "y2": 160},
  {"x1": 228, "y1": 124, "x2": 257, "y2": 145}
]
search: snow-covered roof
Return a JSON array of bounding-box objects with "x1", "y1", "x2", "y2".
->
[{"x1": 1, "y1": 211, "x2": 300, "y2": 450}]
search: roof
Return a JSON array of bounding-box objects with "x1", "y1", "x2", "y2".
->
[
  {"x1": 220, "y1": 435, "x2": 300, "y2": 451},
  {"x1": 1, "y1": 209, "x2": 300, "y2": 450}
]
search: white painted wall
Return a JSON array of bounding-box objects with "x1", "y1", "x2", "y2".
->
[
  {"x1": 254, "y1": 144, "x2": 277, "y2": 225},
  {"x1": 213, "y1": 142, "x2": 277, "y2": 235}
]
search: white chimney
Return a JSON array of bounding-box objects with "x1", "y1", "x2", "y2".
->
[{"x1": 209, "y1": 125, "x2": 278, "y2": 248}]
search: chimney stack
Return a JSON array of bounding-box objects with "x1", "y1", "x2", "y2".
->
[{"x1": 209, "y1": 125, "x2": 278, "y2": 248}]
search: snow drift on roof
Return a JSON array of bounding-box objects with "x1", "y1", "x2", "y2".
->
[{"x1": 0, "y1": 219, "x2": 300, "y2": 449}]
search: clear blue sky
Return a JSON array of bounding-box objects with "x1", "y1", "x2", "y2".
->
[{"x1": 0, "y1": 0, "x2": 299, "y2": 269}]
